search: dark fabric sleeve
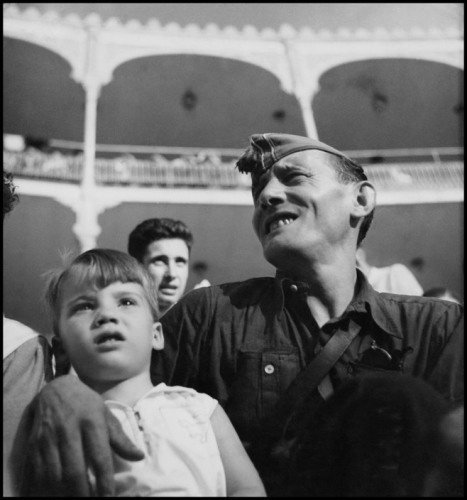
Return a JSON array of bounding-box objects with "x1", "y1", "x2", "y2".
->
[
  {"x1": 152, "y1": 288, "x2": 211, "y2": 388},
  {"x1": 3, "y1": 336, "x2": 53, "y2": 496},
  {"x1": 425, "y1": 305, "x2": 464, "y2": 407}
]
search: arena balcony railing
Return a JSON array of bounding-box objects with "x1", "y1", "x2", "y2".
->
[{"x1": 3, "y1": 136, "x2": 463, "y2": 194}]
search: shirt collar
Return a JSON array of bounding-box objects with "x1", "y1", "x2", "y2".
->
[
  {"x1": 273, "y1": 269, "x2": 403, "y2": 338},
  {"x1": 348, "y1": 269, "x2": 403, "y2": 338}
]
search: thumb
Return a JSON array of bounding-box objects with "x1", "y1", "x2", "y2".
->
[{"x1": 105, "y1": 407, "x2": 145, "y2": 461}]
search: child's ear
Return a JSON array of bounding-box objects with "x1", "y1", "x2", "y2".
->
[
  {"x1": 152, "y1": 322, "x2": 164, "y2": 351},
  {"x1": 51, "y1": 335, "x2": 72, "y2": 376}
]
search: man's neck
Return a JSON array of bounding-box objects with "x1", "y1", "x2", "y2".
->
[
  {"x1": 280, "y1": 255, "x2": 358, "y2": 328},
  {"x1": 82, "y1": 371, "x2": 154, "y2": 407},
  {"x1": 307, "y1": 264, "x2": 357, "y2": 328}
]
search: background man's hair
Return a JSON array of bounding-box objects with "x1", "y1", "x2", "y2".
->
[{"x1": 128, "y1": 217, "x2": 194, "y2": 262}]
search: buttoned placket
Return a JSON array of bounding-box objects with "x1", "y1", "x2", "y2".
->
[
  {"x1": 281, "y1": 278, "x2": 366, "y2": 400},
  {"x1": 281, "y1": 279, "x2": 325, "y2": 364},
  {"x1": 107, "y1": 401, "x2": 150, "y2": 456}
]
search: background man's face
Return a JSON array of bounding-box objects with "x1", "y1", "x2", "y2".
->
[{"x1": 142, "y1": 238, "x2": 190, "y2": 314}]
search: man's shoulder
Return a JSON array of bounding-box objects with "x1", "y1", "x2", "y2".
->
[
  {"x1": 161, "y1": 277, "x2": 276, "y2": 326},
  {"x1": 373, "y1": 291, "x2": 463, "y2": 328},
  {"x1": 377, "y1": 291, "x2": 462, "y2": 310},
  {"x1": 185, "y1": 276, "x2": 276, "y2": 302}
]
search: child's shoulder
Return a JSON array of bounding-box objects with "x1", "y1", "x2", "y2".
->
[{"x1": 149, "y1": 383, "x2": 218, "y2": 413}]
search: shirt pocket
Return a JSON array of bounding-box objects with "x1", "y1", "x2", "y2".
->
[
  {"x1": 349, "y1": 361, "x2": 403, "y2": 377},
  {"x1": 226, "y1": 349, "x2": 300, "y2": 439}
]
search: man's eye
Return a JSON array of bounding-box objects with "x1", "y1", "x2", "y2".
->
[
  {"x1": 282, "y1": 172, "x2": 302, "y2": 182},
  {"x1": 120, "y1": 298, "x2": 136, "y2": 306},
  {"x1": 151, "y1": 259, "x2": 167, "y2": 266}
]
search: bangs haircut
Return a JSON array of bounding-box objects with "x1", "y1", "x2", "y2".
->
[{"x1": 46, "y1": 248, "x2": 159, "y2": 336}]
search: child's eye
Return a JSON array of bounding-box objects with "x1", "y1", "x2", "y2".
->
[
  {"x1": 73, "y1": 302, "x2": 94, "y2": 313},
  {"x1": 120, "y1": 298, "x2": 136, "y2": 306}
]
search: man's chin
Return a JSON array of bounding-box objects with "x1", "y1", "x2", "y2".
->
[
  {"x1": 158, "y1": 295, "x2": 178, "y2": 310},
  {"x1": 263, "y1": 243, "x2": 290, "y2": 267}
]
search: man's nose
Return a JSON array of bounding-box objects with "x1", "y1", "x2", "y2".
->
[
  {"x1": 258, "y1": 177, "x2": 286, "y2": 209},
  {"x1": 164, "y1": 261, "x2": 177, "y2": 279}
]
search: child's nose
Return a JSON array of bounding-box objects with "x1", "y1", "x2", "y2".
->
[{"x1": 94, "y1": 308, "x2": 118, "y2": 326}]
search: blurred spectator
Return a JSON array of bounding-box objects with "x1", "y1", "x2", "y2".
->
[
  {"x1": 285, "y1": 373, "x2": 450, "y2": 497},
  {"x1": 192, "y1": 260, "x2": 211, "y2": 289},
  {"x1": 356, "y1": 245, "x2": 424, "y2": 295},
  {"x1": 3, "y1": 169, "x2": 53, "y2": 496},
  {"x1": 423, "y1": 286, "x2": 461, "y2": 304},
  {"x1": 421, "y1": 405, "x2": 464, "y2": 497},
  {"x1": 128, "y1": 218, "x2": 193, "y2": 316}
]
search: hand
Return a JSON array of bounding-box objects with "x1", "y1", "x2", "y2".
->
[{"x1": 25, "y1": 375, "x2": 144, "y2": 496}]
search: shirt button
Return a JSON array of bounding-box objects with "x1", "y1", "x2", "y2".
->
[
  {"x1": 264, "y1": 364, "x2": 275, "y2": 374},
  {"x1": 290, "y1": 284, "x2": 298, "y2": 293}
]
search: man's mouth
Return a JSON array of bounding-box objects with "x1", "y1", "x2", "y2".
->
[
  {"x1": 266, "y1": 214, "x2": 298, "y2": 235},
  {"x1": 95, "y1": 332, "x2": 124, "y2": 345}
]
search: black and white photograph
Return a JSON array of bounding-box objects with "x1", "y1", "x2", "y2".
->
[{"x1": 3, "y1": 3, "x2": 464, "y2": 497}]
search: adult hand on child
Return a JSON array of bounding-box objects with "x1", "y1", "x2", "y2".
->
[{"x1": 25, "y1": 374, "x2": 144, "y2": 496}]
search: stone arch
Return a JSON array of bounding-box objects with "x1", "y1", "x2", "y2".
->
[
  {"x1": 97, "y1": 53, "x2": 307, "y2": 148},
  {"x1": 312, "y1": 57, "x2": 463, "y2": 150},
  {"x1": 3, "y1": 37, "x2": 85, "y2": 141}
]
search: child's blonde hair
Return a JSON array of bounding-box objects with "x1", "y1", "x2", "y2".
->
[{"x1": 45, "y1": 248, "x2": 159, "y2": 336}]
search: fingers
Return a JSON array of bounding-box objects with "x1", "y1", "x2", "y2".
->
[
  {"x1": 106, "y1": 408, "x2": 145, "y2": 461},
  {"x1": 58, "y1": 430, "x2": 91, "y2": 497},
  {"x1": 24, "y1": 375, "x2": 142, "y2": 497},
  {"x1": 26, "y1": 400, "x2": 65, "y2": 495},
  {"x1": 27, "y1": 419, "x2": 90, "y2": 496},
  {"x1": 82, "y1": 418, "x2": 115, "y2": 497},
  {"x1": 25, "y1": 377, "x2": 104, "y2": 495},
  {"x1": 31, "y1": 432, "x2": 62, "y2": 486}
]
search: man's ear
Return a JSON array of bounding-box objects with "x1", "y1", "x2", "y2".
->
[
  {"x1": 152, "y1": 322, "x2": 164, "y2": 351},
  {"x1": 352, "y1": 181, "x2": 376, "y2": 218}
]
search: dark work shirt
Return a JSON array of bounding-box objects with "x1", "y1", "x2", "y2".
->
[{"x1": 154, "y1": 270, "x2": 464, "y2": 445}]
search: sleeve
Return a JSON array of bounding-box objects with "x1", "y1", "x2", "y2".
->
[
  {"x1": 3, "y1": 336, "x2": 53, "y2": 496},
  {"x1": 195, "y1": 391, "x2": 219, "y2": 418},
  {"x1": 152, "y1": 288, "x2": 212, "y2": 389},
  {"x1": 426, "y1": 305, "x2": 464, "y2": 407}
]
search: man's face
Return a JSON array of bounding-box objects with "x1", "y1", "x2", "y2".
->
[
  {"x1": 141, "y1": 238, "x2": 190, "y2": 314},
  {"x1": 252, "y1": 150, "x2": 357, "y2": 270}
]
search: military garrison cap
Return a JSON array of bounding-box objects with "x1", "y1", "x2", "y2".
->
[{"x1": 237, "y1": 132, "x2": 352, "y2": 173}]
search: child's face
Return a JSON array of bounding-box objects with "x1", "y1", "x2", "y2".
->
[{"x1": 57, "y1": 279, "x2": 163, "y2": 384}]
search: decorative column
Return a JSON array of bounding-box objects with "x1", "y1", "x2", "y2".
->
[
  {"x1": 283, "y1": 40, "x2": 320, "y2": 140},
  {"x1": 294, "y1": 87, "x2": 319, "y2": 139},
  {"x1": 72, "y1": 22, "x2": 102, "y2": 252}
]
